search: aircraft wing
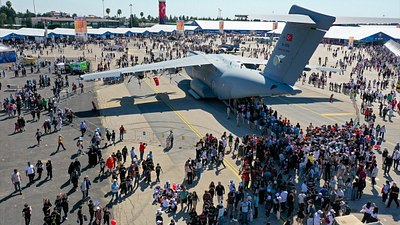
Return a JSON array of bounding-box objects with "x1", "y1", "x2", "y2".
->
[
  {"x1": 228, "y1": 55, "x2": 268, "y2": 65},
  {"x1": 81, "y1": 55, "x2": 211, "y2": 80},
  {"x1": 305, "y1": 65, "x2": 344, "y2": 73}
]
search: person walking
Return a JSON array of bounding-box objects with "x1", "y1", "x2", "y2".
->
[
  {"x1": 80, "y1": 121, "x2": 87, "y2": 137},
  {"x1": 122, "y1": 146, "x2": 128, "y2": 163},
  {"x1": 56, "y1": 134, "x2": 66, "y2": 151},
  {"x1": 103, "y1": 207, "x2": 111, "y2": 225},
  {"x1": 215, "y1": 181, "x2": 225, "y2": 204},
  {"x1": 386, "y1": 182, "x2": 399, "y2": 208},
  {"x1": 35, "y1": 129, "x2": 42, "y2": 146},
  {"x1": 384, "y1": 155, "x2": 393, "y2": 176},
  {"x1": 382, "y1": 180, "x2": 391, "y2": 203},
  {"x1": 77, "y1": 206, "x2": 84, "y2": 225},
  {"x1": 119, "y1": 125, "x2": 126, "y2": 141},
  {"x1": 168, "y1": 130, "x2": 174, "y2": 148},
  {"x1": 25, "y1": 162, "x2": 35, "y2": 185},
  {"x1": 36, "y1": 160, "x2": 43, "y2": 180},
  {"x1": 370, "y1": 164, "x2": 378, "y2": 186},
  {"x1": 11, "y1": 169, "x2": 22, "y2": 194},
  {"x1": 81, "y1": 176, "x2": 91, "y2": 200},
  {"x1": 46, "y1": 160, "x2": 53, "y2": 180},
  {"x1": 22, "y1": 203, "x2": 32, "y2": 225},
  {"x1": 111, "y1": 179, "x2": 120, "y2": 201},
  {"x1": 155, "y1": 163, "x2": 163, "y2": 182},
  {"x1": 240, "y1": 197, "x2": 250, "y2": 225},
  {"x1": 139, "y1": 142, "x2": 147, "y2": 161}
]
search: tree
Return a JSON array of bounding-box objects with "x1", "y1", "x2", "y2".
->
[
  {"x1": 117, "y1": 9, "x2": 122, "y2": 18},
  {"x1": 5, "y1": 1, "x2": 12, "y2": 9},
  {"x1": 140, "y1": 12, "x2": 144, "y2": 18},
  {"x1": 130, "y1": 14, "x2": 139, "y2": 27},
  {"x1": 0, "y1": 13, "x2": 6, "y2": 27},
  {"x1": 72, "y1": 13, "x2": 77, "y2": 18},
  {"x1": 106, "y1": 8, "x2": 110, "y2": 17}
]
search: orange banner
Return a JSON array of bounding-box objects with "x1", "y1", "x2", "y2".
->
[
  {"x1": 176, "y1": 20, "x2": 184, "y2": 31},
  {"x1": 74, "y1": 18, "x2": 87, "y2": 33}
]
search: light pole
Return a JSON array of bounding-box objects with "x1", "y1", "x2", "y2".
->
[
  {"x1": 129, "y1": 3, "x2": 133, "y2": 27},
  {"x1": 102, "y1": 0, "x2": 105, "y2": 18},
  {"x1": 33, "y1": 0, "x2": 36, "y2": 16}
]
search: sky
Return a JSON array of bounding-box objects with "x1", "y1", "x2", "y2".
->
[{"x1": 5, "y1": 0, "x2": 400, "y2": 19}]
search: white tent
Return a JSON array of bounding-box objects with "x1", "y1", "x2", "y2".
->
[
  {"x1": 0, "y1": 28, "x2": 14, "y2": 38},
  {"x1": 48, "y1": 28, "x2": 75, "y2": 36},
  {"x1": 195, "y1": 20, "x2": 285, "y2": 32},
  {"x1": 384, "y1": 39, "x2": 400, "y2": 57},
  {"x1": 15, "y1": 28, "x2": 45, "y2": 37}
]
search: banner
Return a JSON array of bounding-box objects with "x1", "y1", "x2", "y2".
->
[
  {"x1": 176, "y1": 20, "x2": 184, "y2": 34},
  {"x1": 219, "y1": 21, "x2": 224, "y2": 34},
  {"x1": 159, "y1": 0, "x2": 166, "y2": 24},
  {"x1": 272, "y1": 22, "x2": 278, "y2": 30},
  {"x1": 74, "y1": 17, "x2": 88, "y2": 34}
]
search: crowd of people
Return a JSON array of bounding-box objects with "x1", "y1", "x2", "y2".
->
[{"x1": 1, "y1": 32, "x2": 399, "y2": 225}]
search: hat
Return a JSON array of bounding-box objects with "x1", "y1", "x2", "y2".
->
[
  {"x1": 113, "y1": 179, "x2": 117, "y2": 182},
  {"x1": 318, "y1": 210, "x2": 323, "y2": 214},
  {"x1": 330, "y1": 209, "x2": 335, "y2": 213}
]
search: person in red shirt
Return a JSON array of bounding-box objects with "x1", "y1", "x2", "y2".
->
[
  {"x1": 106, "y1": 155, "x2": 114, "y2": 174},
  {"x1": 139, "y1": 142, "x2": 147, "y2": 161}
]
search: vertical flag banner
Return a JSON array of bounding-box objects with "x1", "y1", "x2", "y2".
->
[
  {"x1": 74, "y1": 17, "x2": 88, "y2": 34},
  {"x1": 348, "y1": 36, "x2": 354, "y2": 47},
  {"x1": 176, "y1": 20, "x2": 184, "y2": 34},
  {"x1": 219, "y1": 21, "x2": 224, "y2": 34},
  {"x1": 159, "y1": 0, "x2": 167, "y2": 24},
  {"x1": 272, "y1": 22, "x2": 278, "y2": 30}
]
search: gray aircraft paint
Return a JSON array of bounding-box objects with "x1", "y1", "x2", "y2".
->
[{"x1": 81, "y1": 5, "x2": 335, "y2": 100}]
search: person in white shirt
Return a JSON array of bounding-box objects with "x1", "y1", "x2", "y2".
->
[
  {"x1": 326, "y1": 209, "x2": 335, "y2": 225},
  {"x1": 370, "y1": 164, "x2": 379, "y2": 186},
  {"x1": 313, "y1": 210, "x2": 323, "y2": 225},
  {"x1": 361, "y1": 201, "x2": 375, "y2": 223},
  {"x1": 25, "y1": 162, "x2": 35, "y2": 185},
  {"x1": 393, "y1": 150, "x2": 400, "y2": 171},
  {"x1": 11, "y1": 169, "x2": 22, "y2": 194},
  {"x1": 298, "y1": 192, "x2": 307, "y2": 208},
  {"x1": 217, "y1": 202, "x2": 225, "y2": 224}
]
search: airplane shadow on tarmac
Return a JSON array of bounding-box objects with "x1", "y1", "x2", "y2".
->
[
  {"x1": 75, "y1": 80, "x2": 342, "y2": 128},
  {"x1": 265, "y1": 95, "x2": 343, "y2": 105}
]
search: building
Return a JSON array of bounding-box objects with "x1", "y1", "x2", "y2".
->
[{"x1": 31, "y1": 17, "x2": 120, "y2": 29}]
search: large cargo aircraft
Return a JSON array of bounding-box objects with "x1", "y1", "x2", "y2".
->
[{"x1": 82, "y1": 5, "x2": 337, "y2": 100}]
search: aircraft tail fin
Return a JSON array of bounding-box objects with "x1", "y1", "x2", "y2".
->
[{"x1": 263, "y1": 5, "x2": 335, "y2": 86}]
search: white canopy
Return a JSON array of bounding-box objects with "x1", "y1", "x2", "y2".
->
[{"x1": 384, "y1": 39, "x2": 400, "y2": 57}]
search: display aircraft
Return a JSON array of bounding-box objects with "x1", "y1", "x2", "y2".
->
[
  {"x1": 218, "y1": 42, "x2": 240, "y2": 54},
  {"x1": 82, "y1": 5, "x2": 336, "y2": 100},
  {"x1": 254, "y1": 36, "x2": 273, "y2": 44}
]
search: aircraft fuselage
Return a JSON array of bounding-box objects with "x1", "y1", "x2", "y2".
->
[{"x1": 184, "y1": 54, "x2": 301, "y2": 99}]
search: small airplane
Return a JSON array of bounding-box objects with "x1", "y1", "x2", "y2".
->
[
  {"x1": 254, "y1": 36, "x2": 273, "y2": 44},
  {"x1": 82, "y1": 5, "x2": 337, "y2": 100},
  {"x1": 218, "y1": 39, "x2": 241, "y2": 54}
]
